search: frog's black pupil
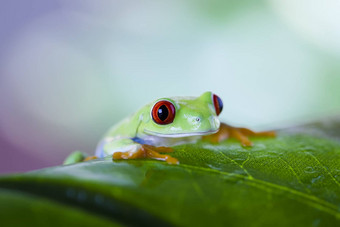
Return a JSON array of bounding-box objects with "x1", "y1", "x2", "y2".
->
[
  {"x1": 157, "y1": 105, "x2": 169, "y2": 121},
  {"x1": 217, "y1": 96, "x2": 223, "y2": 113}
]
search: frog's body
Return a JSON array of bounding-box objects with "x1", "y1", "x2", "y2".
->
[{"x1": 64, "y1": 92, "x2": 275, "y2": 165}]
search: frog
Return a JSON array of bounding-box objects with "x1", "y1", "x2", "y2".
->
[{"x1": 63, "y1": 91, "x2": 275, "y2": 165}]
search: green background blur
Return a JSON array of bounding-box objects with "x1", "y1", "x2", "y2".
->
[{"x1": 0, "y1": 0, "x2": 340, "y2": 173}]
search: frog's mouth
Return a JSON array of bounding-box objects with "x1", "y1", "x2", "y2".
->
[{"x1": 143, "y1": 129, "x2": 218, "y2": 138}]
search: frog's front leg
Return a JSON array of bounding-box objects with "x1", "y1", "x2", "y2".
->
[
  {"x1": 203, "y1": 123, "x2": 276, "y2": 146},
  {"x1": 113, "y1": 144, "x2": 179, "y2": 165},
  {"x1": 101, "y1": 138, "x2": 179, "y2": 164}
]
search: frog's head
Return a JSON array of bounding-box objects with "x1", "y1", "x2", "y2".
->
[{"x1": 142, "y1": 91, "x2": 222, "y2": 137}]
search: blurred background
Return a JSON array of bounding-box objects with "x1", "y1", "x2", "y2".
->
[{"x1": 0, "y1": 0, "x2": 340, "y2": 173}]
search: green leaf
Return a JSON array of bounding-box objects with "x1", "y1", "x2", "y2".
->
[
  {"x1": 1, "y1": 119, "x2": 340, "y2": 226},
  {"x1": 0, "y1": 189, "x2": 121, "y2": 227}
]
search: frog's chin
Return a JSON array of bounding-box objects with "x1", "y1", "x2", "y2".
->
[{"x1": 143, "y1": 129, "x2": 218, "y2": 138}]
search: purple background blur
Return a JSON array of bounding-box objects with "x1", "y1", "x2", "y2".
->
[
  {"x1": 1, "y1": 1, "x2": 340, "y2": 174},
  {"x1": 0, "y1": 1, "x2": 61, "y2": 172}
]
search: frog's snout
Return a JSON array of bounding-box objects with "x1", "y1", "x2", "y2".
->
[{"x1": 194, "y1": 115, "x2": 220, "y2": 132}]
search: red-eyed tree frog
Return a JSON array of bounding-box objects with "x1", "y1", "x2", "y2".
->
[{"x1": 64, "y1": 92, "x2": 275, "y2": 165}]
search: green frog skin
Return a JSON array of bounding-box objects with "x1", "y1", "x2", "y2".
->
[{"x1": 64, "y1": 91, "x2": 275, "y2": 165}]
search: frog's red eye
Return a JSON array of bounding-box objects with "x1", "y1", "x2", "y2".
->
[
  {"x1": 152, "y1": 100, "x2": 176, "y2": 125},
  {"x1": 213, "y1": 94, "x2": 223, "y2": 116}
]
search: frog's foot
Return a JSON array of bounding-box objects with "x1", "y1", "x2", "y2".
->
[
  {"x1": 203, "y1": 123, "x2": 276, "y2": 147},
  {"x1": 63, "y1": 151, "x2": 87, "y2": 165},
  {"x1": 83, "y1": 156, "x2": 98, "y2": 162},
  {"x1": 112, "y1": 144, "x2": 179, "y2": 164}
]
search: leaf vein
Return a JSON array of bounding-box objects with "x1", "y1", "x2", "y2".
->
[
  {"x1": 178, "y1": 163, "x2": 340, "y2": 219},
  {"x1": 218, "y1": 151, "x2": 253, "y2": 179},
  {"x1": 307, "y1": 152, "x2": 340, "y2": 188},
  {"x1": 277, "y1": 156, "x2": 312, "y2": 194}
]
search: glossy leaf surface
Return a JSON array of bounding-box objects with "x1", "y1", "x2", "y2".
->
[{"x1": 1, "y1": 125, "x2": 340, "y2": 226}]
